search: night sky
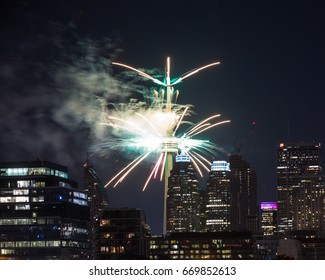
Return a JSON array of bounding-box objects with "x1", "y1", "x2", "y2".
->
[{"x1": 1, "y1": 0, "x2": 325, "y2": 233}]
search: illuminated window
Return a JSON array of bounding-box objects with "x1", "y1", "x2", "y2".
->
[
  {"x1": 127, "y1": 233, "x2": 135, "y2": 238},
  {"x1": 35, "y1": 181, "x2": 45, "y2": 187},
  {"x1": 73, "y1": 192, "x2": 87, "y2": 199},
  {"x1": 46, "y1": 241, "x2": 61, "y2": 247},
  {"x1": 100, "y1": 246, "x2": 109, "y2": 252},
  {"x1": 55, "y1": 170, "x2": 68, "y2": 178},
  {"x1": 29, "y1": 168, "x2": 46, "y2": 176},
  {"x1": 16, "y1": 196, "x2": 29, "y2": 203},
  {"x1": 15, "y1": 204, "x2": 30, "y2": 210},
  {"x1": 16, "y1": 241, "x2": 30, "y2": 247},
  {"x1": 0, "y1": 197, "x2": 13, "y2": 203},
  {"x1": 7, "y1": 168, "x2": 28, "y2": 176},
  {"x1": 73, "y1": 198, "x2": 88, "y2": 206},
  {"x1": 1, "y1": 241, "x2": 15, "y2": 248},
  {"x1": 17, "y1": 180, "x2": 36, "y2": 188},
  {"x1": 1, "y1": 249, "x2": 15, "y2": 255},
  {"x1": 0, "y1": 196, "x2": 29, "y2": 203},
  {"x1": 31, "y1": 241, "x2": 46, "y2": 247},
  {"x1": 31, "y1": 196, "x2": 44, "y2": 202},
  {"x1": 13, "y1": 189, "x2": 29, "y2": 195},
  {"x1": 37, "y1": 219, "x2": 46, "y2": 224},
  {"x1": 100, "y1": 219, "x2": 110, "y2": 226},
  {"x1": 103, "y1": 233, "x2": 111, "y2": 239}
]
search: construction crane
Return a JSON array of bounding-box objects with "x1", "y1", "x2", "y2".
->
[{"x1": 233, "y1": 121, "x2": 256, "y2": 155}]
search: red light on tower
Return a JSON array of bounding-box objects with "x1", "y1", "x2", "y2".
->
[{"x1": 280, "y1": 143, "x2": 285, "y2": 148}]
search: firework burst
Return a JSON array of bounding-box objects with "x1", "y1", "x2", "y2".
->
[{"x1": 100, "y1": 58, "x2": 230, "y2": 191}]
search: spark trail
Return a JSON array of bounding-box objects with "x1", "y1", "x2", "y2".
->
[
  {"x1": 101, "y1": 57, "x2": 229, "y2": 235},
  {"x1": 102, "y1": 110, "x2": 230, "y2": 190},
  {"x1": 101, "y1": 58, "x2": 230, "y2": 191}
]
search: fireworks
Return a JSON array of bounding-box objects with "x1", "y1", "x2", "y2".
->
[{"x1": 101, "y1": 58, "x2": 230, "y2": 190}]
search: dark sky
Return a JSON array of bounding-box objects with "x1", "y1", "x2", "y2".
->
[{"x1": 1, "y1": 0, "x2": 325, "y2": 233}]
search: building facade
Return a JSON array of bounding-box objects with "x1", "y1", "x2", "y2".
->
[
  {"x1": 292, "y1": 176, "x2": 325, "y2": 235},
  {"x1": 98, "y1": 208, "x2": 149, "y2": 259},
  {"x1": 166, "y1": 154, "x2": 201, "y2": 233},
  {"x1": 206, "y1": 161, "x2": 231, "y2": 232},
  {"x1": 149, "y1": 232, "x2": 255, "y2": 260},
  {"x1": 261, "y1": 202, "x2": 277, "y2": 237},
  {"x1": 0, "y1": 160, "x2": 89, "y2": 259},
  {"x1": 276, "y1": 142, "x2": 325, "y2": 235},
  {"x1": 84, "y1": 160, "x2": 109, "y2": 259},
  {"x1": 229, "y1": 154, "x2": 258, "y2": 233}
]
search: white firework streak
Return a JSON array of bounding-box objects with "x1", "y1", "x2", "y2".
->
[
  {"x1": 101, "y1": 103, "x2": 230, "y2": 189},
  {"x1": 100, "y1": 58, "x2": 230, "y2": 190}
]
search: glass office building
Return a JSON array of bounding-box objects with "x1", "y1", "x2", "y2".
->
[
  {"x1": 277, "y1": 142, "x2": 325, "y2": 235},
  {"x1": 206, "y1": 161, "x2": 231, "y2": 232},
  {"x1": 0, "y1": 160, "x2": 89, "y2": 259},
  {"x1": 166, "y1": 155, "x2": 201, "y2": 233}
]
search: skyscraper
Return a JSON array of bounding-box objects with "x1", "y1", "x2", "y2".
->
[
  {"x1": 206, "y1": 161, "x2": 231, "y2": 232},
  {"x1": 277, "y1": 142, "x2": 325, "y2": 235},
  {"x1": 84, "y1": 160, "x2": 109, "y2": 259},
  {"x1": 229, "y1": 154, "x2": 258, "y2": 233},
  {"x1": 0, "y1": 160, "x2": 89, "y2": 259},
  {"x1": 292, "y1": 177, "x2": 325, "y2": 235},
  {"x1": 198, "y1": 189, "x2": 207, "y2": 232},
  {"x1": 261, "y1": 202, "x2": 277, "y2": 236},
  {"x1": 166, "y1": 154, "x2": 201, "y2": 233}
]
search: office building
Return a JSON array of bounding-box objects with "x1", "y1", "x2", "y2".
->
[
  {"x1": 149, "y1": 232, "x2": 255, "y2": 260},
  {"x1": 0, "y1": 160, "x2": 89, "y2": 259},
  {"x1": 166, "y1": 154, "x2": 201, "y2": 233},
  {"x1": 229, "y1": 154, "x2": 258, "y2": 232},
  {"x1": 84, "y1": 160, "x2": 109, "y2": 259},
  {"x1": 261, "y1": 202, "x2": 277, "y2": 236},
  {"x1": 98, "y1": 208, "x2": 149, "y2": 259},
  {"x1": 198, "y1": 189, "x2": 207, "y2": 232},
  {"x1": 206, "y1": 161, "x2": 231, "y2": 232},
  {"x1": 292, "y1": 177, "x2": 325, "y2": 235},
  {"x1": 255, "y1": 238, "x2": 278, "y2": 260},
  {"x1": 299, "y1": 238, "x2": 325, "y2": 259},
  {"x1": 277, "y1": 230, "x2": 325, "y2": 259},
  {"x1": 277, "y1": 142, "x2": 325, "y2": 235}
]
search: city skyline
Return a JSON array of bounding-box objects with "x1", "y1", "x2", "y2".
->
[
  {"x1": 1, "y1": 157, "x2": 325, "y2": 260},
  {"x1": 1, "y1": 0, "x2": 325, "y2": 234}
]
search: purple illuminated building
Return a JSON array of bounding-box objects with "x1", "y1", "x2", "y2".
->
[
  {"x1": 261, "y1": 202, "x2": 278, "y2": 211},
  {"x1": 261, "y1": 202, "x2": 277, "y2": 237}
]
